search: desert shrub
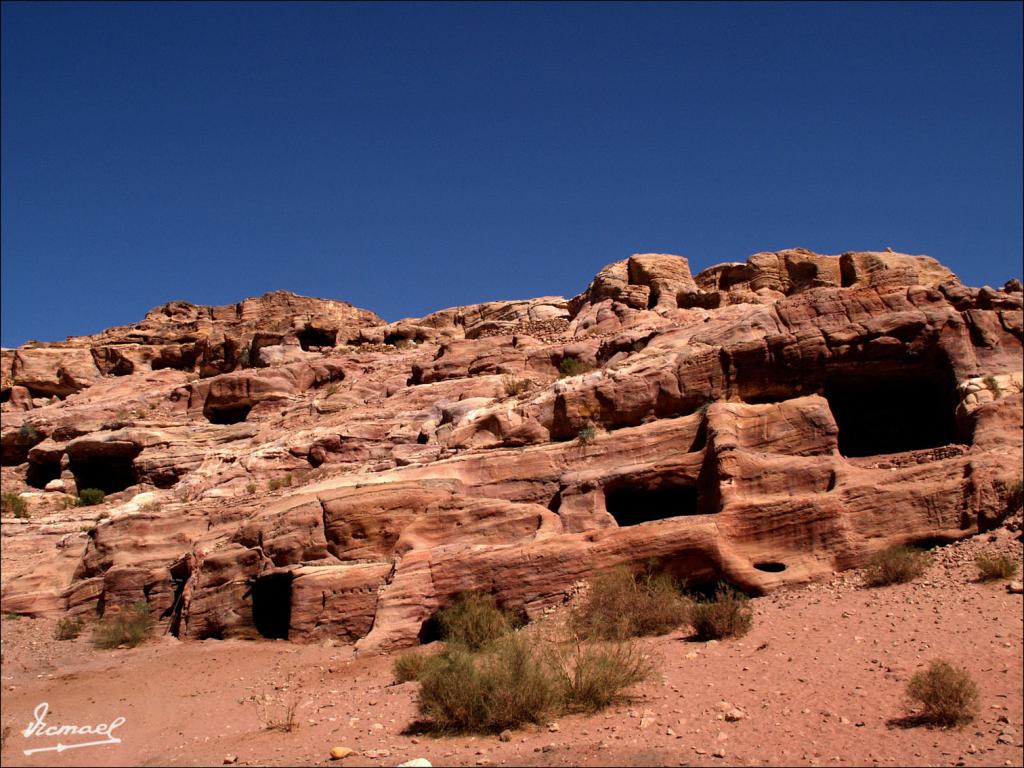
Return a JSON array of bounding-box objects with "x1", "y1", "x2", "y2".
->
[
  {"x1": 2, "y1": 492, "x2": 29, "y2": 518},
  {"x1": 393, "y1": 651, "x2": 434, "y2": 683},
  {"x1": 558, "y1": 356, "x2": 594, "y2": 378},
  {"x1": 1007, "y1": 476, "x2": 1023, "y2": 514},
  {"x1": 54, "y1": 617, "x2": 84, "y2": 640},
  {"x1": 267, "y1": 474, "x2": 293, "y2": 491},
  {"x1": 975, "y1": 553, "x2": 1019, "y2": 581},
  {"x1": 77, "y1": 488, "x2": 106, "y2": 507},
  {"x1": 257, "y1": 678, "x2": 300, "y2": 732},
  {"x1": 690, "y1": 585, "x2": 753, "y2": 640},
  {"x1": 983, "y1": 375, "x2": 1001, "y2": 398},
  {"x1": 435, "y1": 591, "x2": 519, "y2": 651},
  {"x1": 554, "y1": 641, "x2": 653, "y2": 713},
  {"x1": 906, "y1": 659, "x2": 980, "y2": 727},
  {"x1": 864, "y1": 545, "x2": 929, "y2": 587},
  {"x1": 501, "y1": 374, "x2": 531, "y2": 398},
  {"x1": 92, "y1": 601, "x2": 153, "y2": 649},
  {"x1": 576, "y1": 424, "x2": 598, "y2": 445},
  {"x1": 17, "y1": 423, "x2": 42, "y2": 443},
  {"x1": 571, "y1": 567, "x2": 690, "y2": 641},
  {"x1": 416, "y1": 634, "x2": 561, "y2": 733},
  {"x1": 245, "y1": 482, "x2": 257, "y2": 495}
]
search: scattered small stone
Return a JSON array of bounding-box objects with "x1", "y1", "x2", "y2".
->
[
  {"x1": 223, "y1": 756, "x2": 238, "y2": 765},
  {"x1": 498, "y1": 729, "x2": 512, "y2": 742},
  {"x1": 330, "y1": 746, "x2": 357, "y2": 760},
  {"x1": 397, "y1": 760, "x2": 432, "y2": 768}
]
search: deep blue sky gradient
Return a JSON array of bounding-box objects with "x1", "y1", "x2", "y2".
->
[{"x1": 2, "y1": 1, "x2": 1021, "y2": 346}]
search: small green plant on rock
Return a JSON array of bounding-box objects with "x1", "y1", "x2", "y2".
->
[
  {"x1": 501, "y1": 374, "x2": 531, "y2": 398},
  {"x1": 905, "y1": 659, "x2": 979, "y2": 727},
  {"x1": 864, "y1": 545, "x2": 929, "y2": 587},
  {"x1": 77, "y1": 488, "x2": 106, "y2": 507},
  {"x1": 2, "y1": 492, "x2": 29, "y2": 518},
  {"x1": 558, "y1": 356, "x2": 594, "y2": 378},
  {"x1": 17, "y1": 423, "x2": 42, "y2": 443},
  {"x1": 576, "y1": 424, "x2": 598, "y2": 446}
]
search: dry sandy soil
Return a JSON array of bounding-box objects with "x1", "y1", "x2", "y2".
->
[{"x1": 1, "y1": 529, "x2": 1021, "y2": 768}]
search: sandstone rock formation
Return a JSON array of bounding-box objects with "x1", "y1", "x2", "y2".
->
[{"x1": 2, "y1": 249, "x2": 1021, "y2": 652}]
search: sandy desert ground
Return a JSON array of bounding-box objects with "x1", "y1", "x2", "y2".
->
[{"x1": 1, "y1": 526, "x2": 1021, "y2": 768}]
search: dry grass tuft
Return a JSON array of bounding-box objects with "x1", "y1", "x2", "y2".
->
[
  {"x1": 864, "y1": 545, "x2": 929, "y2": 587},
  {"x1": 690, "y1": 585, "x2": 753, "y2": 640},
  {"x1": 906, "y1": 659, "x2": 980, "y2": 727}
]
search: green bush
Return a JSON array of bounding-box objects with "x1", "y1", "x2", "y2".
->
[
  {"x1": 416, "y1": 634, "x2": 561, "y2": 733},
  {"x1": 571, "y1": 567, "x2": 690, "y2": 641},
  {"x1": 393, "y1": 651, "x2": 433, "y2": 683},
  {"x1": 906, "y1": 659, "x2": 979, "y2": 727},
  {"x1": 17, "y1": 423, "x2": 42, "y2": 443},
  {"x1": 54, "y1": 617, "x2": 84, "y2": 640},
  {"x1": 576, "y1": 425, "x2": 597, "y2": 445},
  {"x1": 2, "y1": 492, "x2": 29, "y2": 518},
  {"x1": 435, "y1": 592, "x2": 519, "y2": 651},
  {"x1": 558, "y1": 356, "x2": 594, "y2": 378},
  {"x1": 690, "y1": 585, "x2": 753, "y2": 640},
  {"x1": 555, "y1": 641, "x2": 653, "y2": 713},
  {"x1": 77, "y1": 488, "x2": 106, "y2": 507},
  {"x1": 864, "y1": 545, "x2": 929, "y2": 587},
  {"x1": 92, "y1": 601, "x2": 153, "y2": 649},
  {"x1": 975, "y1": 553, "x2": 1018, "y2": 581}
]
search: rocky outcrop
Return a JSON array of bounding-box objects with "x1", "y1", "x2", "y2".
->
[{"x1": 1, "y1": 248, "x2": 1021, "y2": 654}]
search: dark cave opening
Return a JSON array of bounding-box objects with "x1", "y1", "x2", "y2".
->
[
  {"x1": 26, "y1": 460, "x2": 61, "y2": 489},
  {"x1": 252, "y1": 573, "x2": 292, "y2": 640},
  {"x1": 605, "y1": 482, "x2": 704, "y2": 527},
  {"x1": 418, "y1": 613, "x2": 444, "y2": 644},
  {"x1": 824, "y1": 369, "x2": 961, "y2": 457},
  {"x1": 298, "y1": 327, "x2": 337, "y2": 351},
  {"x1": 754, "y1": 561, "x2": 787, "y2": 573},
  {"x1": 204, "y1": 403, "x2": 253, "y2": 425},
  {"x1": 69, "y1": 456, "x2": 139, "y2": 495}
]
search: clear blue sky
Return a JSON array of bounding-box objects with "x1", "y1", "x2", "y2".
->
[{"x1": 2, "y1": 1, "x2": 1021, "y2": 347}]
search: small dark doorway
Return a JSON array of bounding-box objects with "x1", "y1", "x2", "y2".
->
[
  {"x1": 26, "y1": 459, "x2": 61, "y2": 489},
  {"x1": 298, "y1": 327, "x2": 337, "y2": 351},
  {"x1": 605, "y1": 482, "x2": 703, "y2": 526},
  {"x1": 824, "y1": 369, "x2": 961, "y2": 457},
  {"x1": 204, "y1": 403, "x2": 253, "y2": 424},
  {"x1": 69, "y1": 456, "x2": 138, "y2": 494},
  {"x1": 252, "y1": 573, "x2": 292, "y2": 640}
]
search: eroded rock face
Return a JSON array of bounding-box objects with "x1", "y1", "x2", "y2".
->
[{"x1": 1, "y1": 250, "x2": 1021, "y2": 654}]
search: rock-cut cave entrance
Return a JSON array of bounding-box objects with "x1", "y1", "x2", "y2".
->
[
  {"x1": 68, "y1": 454, "x2": 140, "y2": 495},
  {"x1": 298, "y1": 326, "x2": 337, "y2": 351},
  {"x1": 605, "y1": 481, "x2": 706, "y2": 527},
  {"x1": 203, "y1": 403, "x2": 253, "y2": 425},
  {"x1": 824, "y1": 366, "x2": 962, "y2": 457},
  {"x1": 252, "y1": 573, "x2": 292, "y2": 640}
]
